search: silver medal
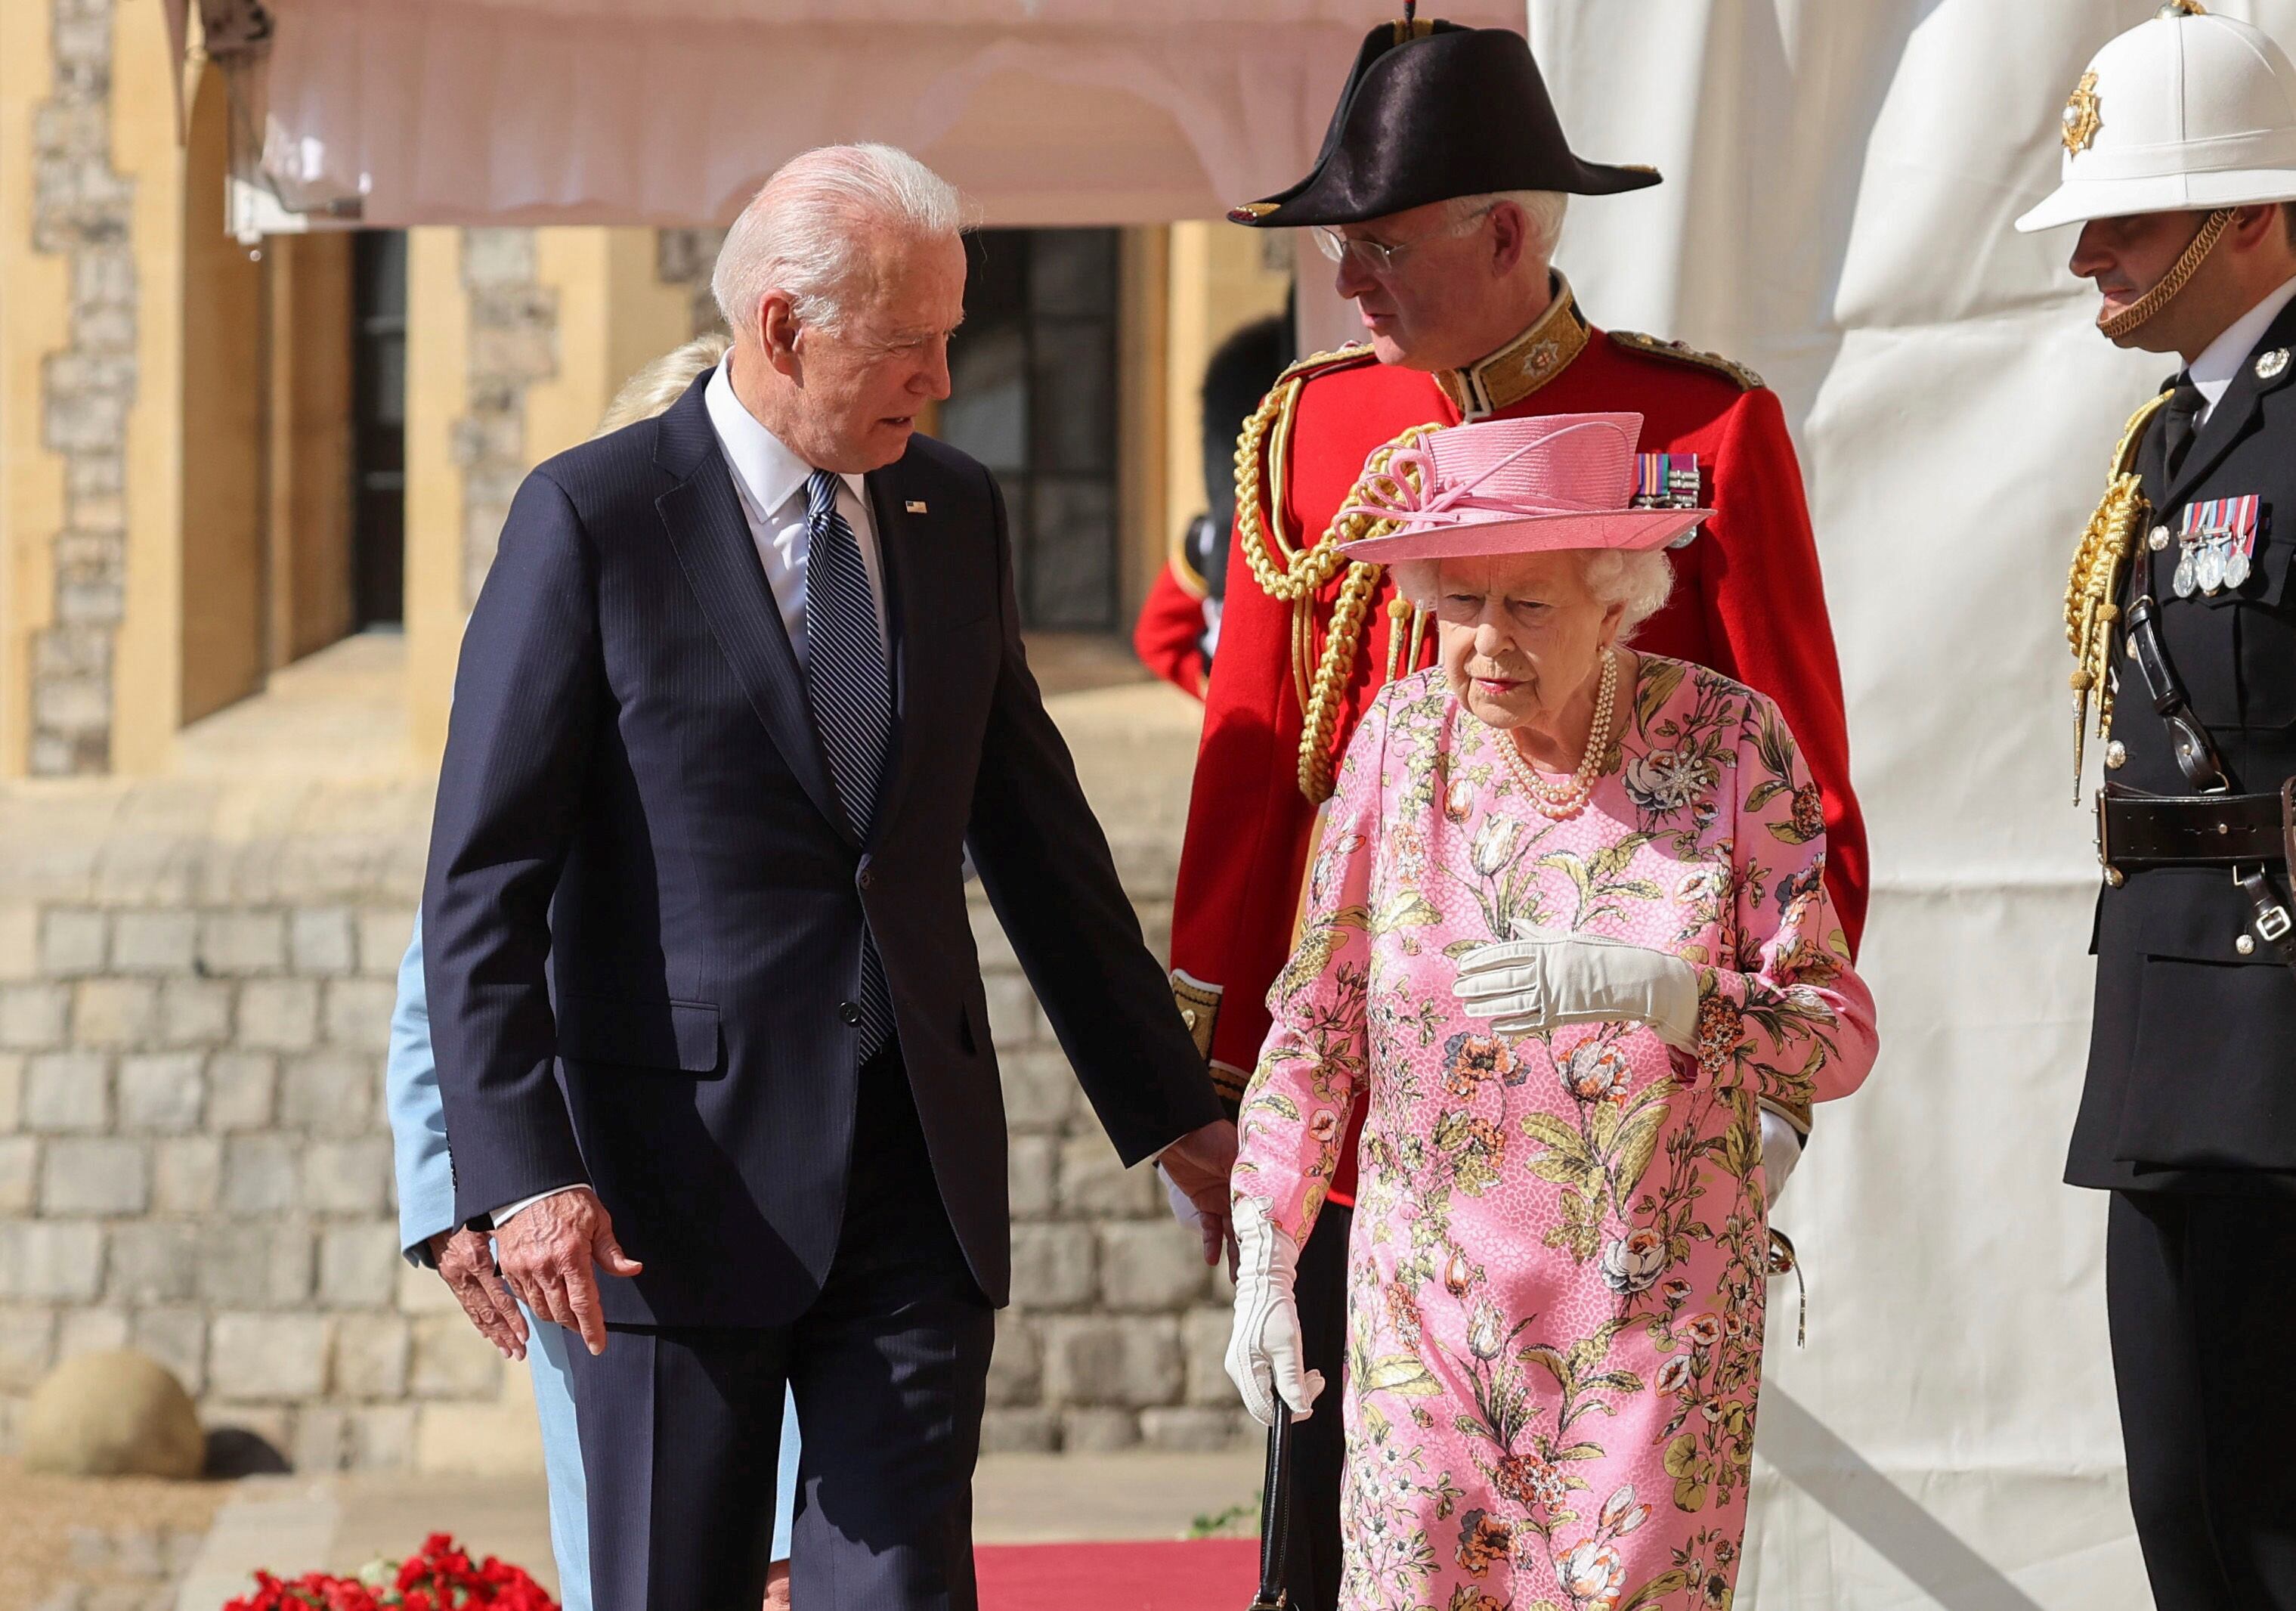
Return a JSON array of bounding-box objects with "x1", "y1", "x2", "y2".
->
[
  {"x1": 2174, "y1": 542, "x2": 2199, "y2": 597},
  {"x1": 2228, "y1": 545, "x2": 2253, "y2": 589},
  {"x1": 2198, "y1": 537, "x2": 2228, "y2": 594}
]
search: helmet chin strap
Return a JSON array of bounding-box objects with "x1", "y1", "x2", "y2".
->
[{"x1": 2100, "y1": 207, "x2": 2234, "y2": 339}]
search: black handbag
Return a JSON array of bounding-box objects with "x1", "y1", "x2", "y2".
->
[{"x1": 1246, "y1": 1401, "x2": 1295, "y2": 1610}]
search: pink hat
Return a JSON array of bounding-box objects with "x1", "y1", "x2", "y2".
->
[{"x1": 1336, "y1": 412, "x2": 1710, "y2": 562}]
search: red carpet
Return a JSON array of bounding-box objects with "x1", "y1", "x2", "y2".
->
[{"x1": 976, "y1": 1539, "x2": 1260, "y2": 1609}]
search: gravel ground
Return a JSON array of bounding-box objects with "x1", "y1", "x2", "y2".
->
[{"x1": 0, "y1": 1459, "x2": 224, "y2": 1611}]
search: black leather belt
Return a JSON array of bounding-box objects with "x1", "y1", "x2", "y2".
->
[
  {"x1": 2098, "y1": 784, "x2": 2288, "y2": 869},
  {"x1": 2106, "y1": 593, "x2": 2296, "y2": 973}
]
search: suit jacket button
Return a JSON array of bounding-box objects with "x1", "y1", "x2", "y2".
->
[
  {"x1": 838, "y1": 1001, "x2": 862, "y2": 1025},
  {"x1": 2238, "y1": 934, "x2": 2257, "y2": 956},
  {"x1": 858, "y1": 869, "x2": 875, "y2": 890}
]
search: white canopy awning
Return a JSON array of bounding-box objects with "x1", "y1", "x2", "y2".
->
[{"x1": 217, "y1": 0, "x2": 1523, "y2": 228}]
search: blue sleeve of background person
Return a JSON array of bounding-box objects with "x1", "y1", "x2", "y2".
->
[
  {"x1": 524, "y1": 1309, "x2": 593, "y2": 1611},
  {"x1": 383, "y1": 914, "x2": 459, "y2": 1262}
]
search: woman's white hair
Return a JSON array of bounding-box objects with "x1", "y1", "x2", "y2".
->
[
  {"x1": 1446, "y1": 189, "x2": 1567, "y2": 262},
  {"x1": 710, "y1": 144, "x2": 963, "y2": 338},
  {"x1": 592, "y1": 332, "x2": 731, "y2": 438},
  {"x1": 1391, "y1": 547, "x2": 1676, "y2": 641}
]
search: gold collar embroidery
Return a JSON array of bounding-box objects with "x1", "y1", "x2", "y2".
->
[{"x1": 1434, "y1": 275, "x2": 1592, "y2": 419}]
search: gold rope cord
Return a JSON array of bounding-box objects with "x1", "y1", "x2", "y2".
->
[
  {"x1": 2065, "y1": 391, "x2": 2173, "y2": 799},
  {"x1": 1233, "y1": 358, "x2": 1440, "y2": 802},
  {"x1": 2100, "y1": 209, "x2": 2233, "y2": 339}
]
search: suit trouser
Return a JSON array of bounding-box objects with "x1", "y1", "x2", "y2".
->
[
  {"x1": 565, "y1": 1048, "x2": 995, "y2": 1610},
  {"x1": 2108, "y1": 1189, "x2": 2296, "y2": 1609},
  {"x1": 1282, "y1": 1200, "x2": 1351, "y2": 1611},
  {"x1": 520, "y1": 1310, "x2": 800, "y2": 1611}
]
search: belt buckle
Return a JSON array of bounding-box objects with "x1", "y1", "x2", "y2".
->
[
  {"x1": 2233, "y1": 861, "x2": 2294, "y2": 944},
  {"x1": 2095, "y1": 788, "x2": 2120, "y2": 884}
]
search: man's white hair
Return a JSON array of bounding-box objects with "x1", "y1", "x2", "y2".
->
[
  {"x1": 1391, "y1": 547, "x2": 1675, "y2": 642},
  {"x1": 711, "y1": 144, "x2": 963, "y2": 338},
  {"x1": 1446, "y1": 189, "x2": 1567, "y2": 263}
]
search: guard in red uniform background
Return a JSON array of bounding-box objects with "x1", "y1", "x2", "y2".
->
[
  {"x1": 1171, "y1": 18, "x2": 1869, "y2": 1609},
  {"x1": 1134, "y1": 315, "x2": 1295, "y2": 697}
]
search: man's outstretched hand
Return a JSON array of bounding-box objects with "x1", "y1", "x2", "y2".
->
[
  {"x1": 493, "y1": 1187, "x2": 642, "y2": 1356},
  {"x1": 429, "y1": 1227, "x2": 530, "y2": 1362},
  {"x1": 1159, "y1": 1119, "x2": 1239, "y2": 1268}
]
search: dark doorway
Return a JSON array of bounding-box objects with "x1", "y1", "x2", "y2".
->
[
  {"x1": 351, "y1": 231, "x2": 407, "y2": 627},
  {"x1": 939, "y1": 229, "x2": 1122, "y2": 631}
]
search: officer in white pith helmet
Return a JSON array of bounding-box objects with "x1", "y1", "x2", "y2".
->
[{"x1": 2022, "y1": 6, "x2": 2296, "y2": 1605}]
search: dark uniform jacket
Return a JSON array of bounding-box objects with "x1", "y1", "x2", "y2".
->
[{"x1": 2074, "y1": 293, "x2": 2296, "y2": 1194}]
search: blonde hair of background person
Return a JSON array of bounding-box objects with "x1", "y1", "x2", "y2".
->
[{"x1": 596, "y1": 331, "x2": 733, "y2": 438}]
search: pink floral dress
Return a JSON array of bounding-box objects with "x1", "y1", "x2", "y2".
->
[{"x1": 1233, "y1": 656, "x2": 1877, "y2": 1611}]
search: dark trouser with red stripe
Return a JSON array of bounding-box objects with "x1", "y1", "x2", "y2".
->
[{"x1": 1283, "y1": 1201, "x2": 1352, "y2": 1611}]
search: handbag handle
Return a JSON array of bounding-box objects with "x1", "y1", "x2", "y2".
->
[{"x1": 1247, "y1": 1397, "x2": 1294, "y2": 1610}]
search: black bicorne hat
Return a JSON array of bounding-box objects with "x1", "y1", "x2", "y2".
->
[{"x1": 1229, "y1": 18, "x2": 1661, "y2": 228}]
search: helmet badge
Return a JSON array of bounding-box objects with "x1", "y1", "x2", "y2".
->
[{"x1": 2062, "y1": 70, "x2": 2103, "y2": 156}]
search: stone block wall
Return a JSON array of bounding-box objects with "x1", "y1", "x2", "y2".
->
[
  {"x1": 0, "y1": 879, "x2": 463, "y2": 1473},
  {"x1": 29, "y1": 0, "x2": 138, "y2": 776},
  {"x1": 0, "y1": 758, "x2": 1245, "y2": 1469},
  {"x1": 967, "y1": 860, "x2": 1248, "y2": 1455}
]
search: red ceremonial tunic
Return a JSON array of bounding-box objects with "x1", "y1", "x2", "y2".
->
[
  {"x1": 1170, "y1": 280, "x2": 1868, "y2": 1205},
  {"x1": 1133, "y1": 560, "x2": 1209, "y2": 699}
]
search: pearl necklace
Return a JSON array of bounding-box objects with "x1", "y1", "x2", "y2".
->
[{"x1": 1499, "y1": 649, "x2": 1619, "y2": 820}]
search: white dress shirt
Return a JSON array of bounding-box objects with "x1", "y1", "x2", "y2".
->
[
  {"x1": 2192, "y1": 273, "x2": 2296, "y2": 423},
  {"x1": 703, "y1": 352, "x2": 889, "y2": 658},
  {"x1": 492, "y1": 355, "x2": 890, "y2": 1231}
]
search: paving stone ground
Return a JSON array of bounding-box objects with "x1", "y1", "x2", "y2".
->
[
  {"x1": 0, "y1": 1459, "x2": 221, "y2": 1611},
  {"x1": 168, "y1": 1449, "x2": 1264, "y2": 1609}
]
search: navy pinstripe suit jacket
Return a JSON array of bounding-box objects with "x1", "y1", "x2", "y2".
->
[{"x1": 422, "y1": 374, "x2": 1221, "y2": 1327}]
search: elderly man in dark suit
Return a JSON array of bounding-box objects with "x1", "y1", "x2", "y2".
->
[{"x1": 422, "y1": 142, "x2": 1236, "y2": 1611}]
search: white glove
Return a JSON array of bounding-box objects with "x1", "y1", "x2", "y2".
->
[
  {"x1": 1224, "y1": 1196, "x2": 1324, "y2": 1427},
  {"x1": 1759, "y1": 1110, "x2": 1805, "y2": 1209},
  {"x1": 1451, "y1": 920, "x2": 1700, "y2": 1052}
]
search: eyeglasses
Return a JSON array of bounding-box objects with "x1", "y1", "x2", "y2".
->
[{"x1": 1310, "y1": 203, "x2": 1499, "y2": 274}]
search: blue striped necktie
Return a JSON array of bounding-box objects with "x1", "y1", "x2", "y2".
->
[{"x1": 802, "y1": 469, "x2": 896, "y2": 1059}]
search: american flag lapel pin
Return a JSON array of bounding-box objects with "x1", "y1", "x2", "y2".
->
[{"x1": 905, "y1": 500, "x2": 928, "y2": 513}]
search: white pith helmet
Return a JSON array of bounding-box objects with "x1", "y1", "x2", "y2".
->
[{"x1": 2017, "y1": 2, "x2": 2296, "y2": 232}]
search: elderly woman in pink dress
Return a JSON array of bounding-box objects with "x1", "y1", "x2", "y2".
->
[{"x1": 1224, "y1": 414, "x2": 1877, "y2": 1611}]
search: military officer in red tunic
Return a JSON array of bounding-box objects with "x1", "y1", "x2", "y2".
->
[{"x1": 1172, "y1": 19, "x2": 1870, "y2": 1608}]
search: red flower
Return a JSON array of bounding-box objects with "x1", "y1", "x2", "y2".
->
[{"x1": 225, "y1": 1536, "x2": 559, "y2": 1611}]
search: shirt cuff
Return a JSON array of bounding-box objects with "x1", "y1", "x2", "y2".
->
[{"x1": 490, "y1": 1184, "x2": 585, "y2": 1229}]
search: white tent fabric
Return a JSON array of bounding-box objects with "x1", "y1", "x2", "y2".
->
[
  {"x1": 1527, "y1": 2, "x2": 2296, "y2": 1606},
  {"x1": 248, "y1": 0, "x2": 1522, "y2": 226}
]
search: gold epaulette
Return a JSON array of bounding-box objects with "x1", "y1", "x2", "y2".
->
[
  {"x1": 1274, "y1": 342, "x2": 1378, "y2": 388},
  {"x1": 2065, "y1": 389, "x2": 2174, "y2": 798},
  {"x1": 1609, "y1": 329, "x2": 1765, "y2": 391}
]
